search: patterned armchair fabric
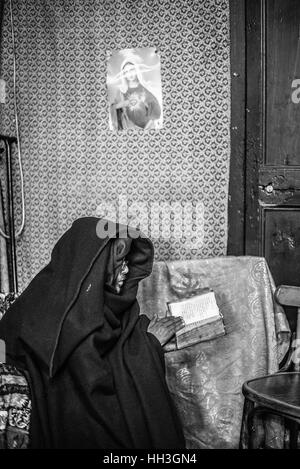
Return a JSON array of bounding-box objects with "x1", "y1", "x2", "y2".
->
[
  {"x1": 0, "y1": 364, "x2": 31, "y2": 449},
  {"x1": 137, "y1": 256, "x2": 291, "y2": 449}
]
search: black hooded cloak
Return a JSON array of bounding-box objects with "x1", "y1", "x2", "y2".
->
[{"x1": 0, "y1": 217, "x2": 185, "y2": 449}]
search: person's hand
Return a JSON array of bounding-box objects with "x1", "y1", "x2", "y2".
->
[{"x1": 147, "y1": 314, "x2": 185, "y2": 347}]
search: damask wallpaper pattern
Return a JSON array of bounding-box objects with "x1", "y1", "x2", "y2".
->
[{"x1": 0, "y1": 0, "x2": 230, "y2": 291}]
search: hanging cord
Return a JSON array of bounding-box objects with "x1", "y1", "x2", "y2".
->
[{"x1": 0, "y1": 0, "x2": 25, "y2": 239}]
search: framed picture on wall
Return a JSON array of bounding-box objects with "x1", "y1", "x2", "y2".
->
[{"x1": 107, "y1": 47, "x2": 163, "y2": 131}]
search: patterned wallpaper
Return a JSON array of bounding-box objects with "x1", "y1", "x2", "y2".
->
[{"x1": 0, "y1": 0, "x2": 231, "y2": 292}]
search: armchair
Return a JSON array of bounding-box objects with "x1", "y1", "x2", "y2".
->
[{"x1": 138, "y1": 256, "x2": 291, "y2": 448}]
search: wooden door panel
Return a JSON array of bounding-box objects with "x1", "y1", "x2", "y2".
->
[
  {"x1": 266, "y1": 0, "x2": 300, "y2": 165},
  {"x1": 263, "y1": 207, "x2": 300, "y2": 330},
  {"x1": 263, "y1": 208, "x2": 300, "y2": 286}
]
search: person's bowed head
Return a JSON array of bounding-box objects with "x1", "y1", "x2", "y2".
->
[{"x1": 106, "y1": 238, "x2": 185, "y2": 347}]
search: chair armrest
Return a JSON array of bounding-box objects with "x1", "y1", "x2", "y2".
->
[{"x1": 275, "y1": 285, "x2": 300, "y2": 307}]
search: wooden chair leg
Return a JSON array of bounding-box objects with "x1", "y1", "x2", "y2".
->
[
  {"x1": 247, "y1": 406, "x2": 268, "y2": 449},
  {"x1": 239, "y1": 397, "x2": 254, "y2": 449},
  {"x1": 248, "y1": 407, "x2": 265, "y2": 449}
]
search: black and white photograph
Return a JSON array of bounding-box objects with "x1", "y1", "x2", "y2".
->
[{"x1": 0, "y1": 0, "x2": 299, "y2": 456}]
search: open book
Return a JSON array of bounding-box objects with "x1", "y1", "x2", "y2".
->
[{"x1": 167, "y1": 290, "x2": 226, "y2": 349}]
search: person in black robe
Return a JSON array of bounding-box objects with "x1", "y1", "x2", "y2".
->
[{"x1": 0, "y1": 217, "x2": 185, "y2": 449}]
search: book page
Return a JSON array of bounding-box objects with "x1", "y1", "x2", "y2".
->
[{"x1": 168, "y1": 292, "x2": 220, "y2": 325}]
